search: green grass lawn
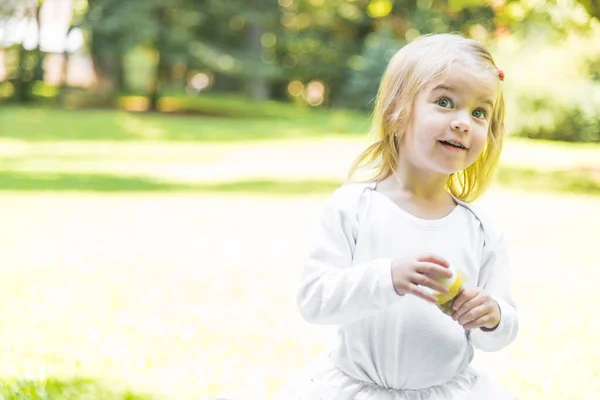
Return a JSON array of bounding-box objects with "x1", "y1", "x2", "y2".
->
[
  {"x1": 0, "y1": 104, "x2": 599, "y2": 399},
  {"x1": 0, "y1": 102, "x2": 371, "y2": 142},
  {"x1": 1, "y1": 105, "x2": 599, "y2": 196}
]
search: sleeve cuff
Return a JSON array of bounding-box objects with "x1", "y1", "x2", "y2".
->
[
  {"x1": 376, "y1": 258, "x2": 403, "y2": 306},
  {"x1": 481, "y1": 297, "x2": 514, "y2": 337},
  {"x1": 470, "y1": 296, "x2": 518, "y2": 351}
]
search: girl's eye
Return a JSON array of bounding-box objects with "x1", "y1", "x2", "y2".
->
[
  {"x1": 436, "y1": 97, "x2": 453, "y2": 108},
  {"x1": 473, "y1": 109, "x2": 487, "y2": 119}
]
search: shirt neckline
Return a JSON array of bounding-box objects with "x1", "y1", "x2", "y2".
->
[{"x1": 367, "y1": 181, "x2": 462, "y2": 228}]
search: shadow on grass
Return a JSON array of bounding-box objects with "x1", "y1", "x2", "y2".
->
[
  {"x1": 0, "y1": 171, "x2": 342, "y2": 195},
  {"x1": 1, "y1": 167, "x2": 599, "y2": 196},
  {"x1": 0, "y1": 377, "x2": 154, "y2": 399},
  {"x1": 198, "y1": 179, "x2": 342, "y2": 195},
  {"x1": 0, "y1": 172, "x2": 186, "y2": 192}
]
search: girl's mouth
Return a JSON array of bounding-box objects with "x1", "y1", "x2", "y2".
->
[{"x1": 438, "y1": 140, "x2": 467, "y2": 150}]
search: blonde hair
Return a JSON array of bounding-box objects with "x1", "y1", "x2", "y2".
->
[{"x1": 348, "y1": 33, "x2": 505, "y2": 203}]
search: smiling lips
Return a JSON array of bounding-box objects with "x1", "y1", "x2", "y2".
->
[{"x1": 438, "y1": 140, "x2": 468, "y2": 150}]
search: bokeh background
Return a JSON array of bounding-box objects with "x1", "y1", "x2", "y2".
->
[{"x1": 0, "y1": 0, "x2": 599, "y2": 399}]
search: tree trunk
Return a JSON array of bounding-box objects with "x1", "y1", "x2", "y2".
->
[
  {"x1": 11, "y1": 0, "x2": 44, "y2": 103},
  {"x1": 114, "y1": 51, "x2": 125, "y2": 93},
  {"x1": 246, "y1": 22, "x2": 270, "y2": 101},
  {"x1": 148, "y1": 50, "x2": 164, "y2": 111},
  {"x1": 59, "y1": 49, "x2": 70, "y2": 106},
  {"x1": 33, "y1": 0, "x2": 44, "y2": 82},
  {"x1": 148, "y1": 6, "x2": 168, "y2": 112},
  {"x1": 13, "y1": 44, "x2": 32, "y2": 102}
]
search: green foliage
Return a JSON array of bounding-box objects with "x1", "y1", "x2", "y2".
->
[
  {"x1": 578, "y1": 0, "x2": 600, "y2": 19},
  {"x1": 494, "y1": 0, "x2": 593, "y2": 40},
  {"x1": 338, "y1": 30, "x2": 401, "y2": 110},
  {"x1": 84, "y1": 0, "x2": 202, "y2": 95},
  {"x1": 497, "y1": 26, "x2": 600, "y2": 143},
  {"x1": 4, "y1": 0, "x2": 600, "y2": 143},
  {"x1": 584, "y1": 53, "x2": 600, "y2": 81},
  {"x1": 513, "y1": 94, "x2": 600, "y2": 142},
  {"x1": 2, "y1": 43, "x2": 42, "y2": 103}
]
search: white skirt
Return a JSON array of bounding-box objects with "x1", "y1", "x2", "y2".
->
[{"x1": 272, "y1": 350, "x2": 517, "y2": 400}]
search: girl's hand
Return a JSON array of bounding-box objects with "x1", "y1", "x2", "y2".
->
[
  {"x1": 451, "y1": 288, "x2": 500, "y2": 330},
  {"x1": 391, "y1": 254, "x2": 453, "y2": 303}
]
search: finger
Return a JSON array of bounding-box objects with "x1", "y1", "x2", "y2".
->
[
  {"x1": 452, "y1": 294, "x2": 485, "y2": 321},
  {"x1": 450, "y1": 288, "x2": 479, "y2": 312},
  {"x1": 463, "y1": 314, "x2": 495, "y2": 330},
  {"x1": 407, "y1": 284, "x2": 438, "y2": 304},
  {"x1": 412, "y1": 274, "x2": 449, "y2": 294},
  {"x1": 457, "y1": 304, "x2": 490, "y2": 326},
  {"x1": 417, "y1": 254, "x2": 450, "y2": 268},
  {"x1": 415, "y1": 262, "x2": 453, "y2": 279}
]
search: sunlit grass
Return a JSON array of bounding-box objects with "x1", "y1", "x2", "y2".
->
[
  {"x1": 0, "y1": 191, "x2": 598, "y2": 399},
  {"x1": 0, "y1": 104, "x2": 370, "y2": 142},
  {"x1": 0, "y1": 378, "x2": 154, "y2": 400},
  {"x1": 497, "y1": 166, "x2": 600, "y2": 195},
  {"x1": 2, "y1": 170, "x2": 599, "y2": 198},
  {"x1": 0, "y1": 133, "x2": 597, "y2": 197},
  {"x1": 1, "y1": 106, "x2": 599, "y2": 399}
]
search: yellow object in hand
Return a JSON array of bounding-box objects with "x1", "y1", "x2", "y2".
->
[{"x1": 434, "y1": 265, "x2": 464, "y2": 306}]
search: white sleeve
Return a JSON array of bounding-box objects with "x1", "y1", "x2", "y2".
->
[
  {"x1": 296, "y1": 186, "x2": 402, "y2": 325},
  {"x1": 469, "y1": 228, "x2": 519, "y2": 352}
]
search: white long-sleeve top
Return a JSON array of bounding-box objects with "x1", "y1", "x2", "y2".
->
[{"x1": 297, "y1": 182, "x2": 518, "y2": 390}]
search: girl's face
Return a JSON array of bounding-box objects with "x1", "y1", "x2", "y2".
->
[{"x1": 398, "y1": 63, "x2": 498, "y2": 175}]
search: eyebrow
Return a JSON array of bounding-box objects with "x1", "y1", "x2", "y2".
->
[{"x1": 432, "y1": 85, "x2": 494, "y2": 107}]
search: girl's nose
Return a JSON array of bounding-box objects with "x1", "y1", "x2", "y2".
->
[{"x1": 451, "y1": 119, "x2": 470, "y2": 133}]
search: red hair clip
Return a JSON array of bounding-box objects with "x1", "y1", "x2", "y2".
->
[{"x1": 498, "y1": 69, "x2": 505, "y2": 82}]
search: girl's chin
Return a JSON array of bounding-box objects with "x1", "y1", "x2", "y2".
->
[
  {"x1": 434, "y1": 159, "x2": 473, "y2": 175},
  {"x1": 431, "y1": 164, "x2": 465, "y2": 175}
]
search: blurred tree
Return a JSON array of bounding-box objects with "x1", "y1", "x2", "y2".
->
[
  {"x1": 312, "y1": 0, "x2": 498, "y2": 107},
  {"x1": 273, "y1": 0, "x2": 372, "y2": 103},
  {"x1": 147, "y1": 2, "x2": 171, "y2": 111},
  {"x1": 2, "y1": 0, "x2": 45, "y2": 103},
  {"x1": 84, "y1": 0, "x2": 201, "y2": 109},
  {"x1": 59, "y1": 0, "x2": 87, "y2": 104},
  {"x1": 243, "y1": 0, "x2": 281, "y2": 100},
  {"x1": 188, "y1": 0, "x2": 284, "y2": 100},
  {"x1": 32, "y1": 0, "x2": 44, "y2": 82},
  {"x1": 85, "y1": 0, "x2": 134, "y2": 96},
  {"x1": 83, "y1": 0, "x2": 285, "y2": 106},
  {"x1": 338, "y1": 29, "x2": 400, "y2": 110},
  {"x1": 3, "y1": 0, "x2": 600, "y2": 109}
]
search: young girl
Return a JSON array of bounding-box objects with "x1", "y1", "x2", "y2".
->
[{"x1": 273, "y1": 33, "x2": 518, "y2": 399}]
